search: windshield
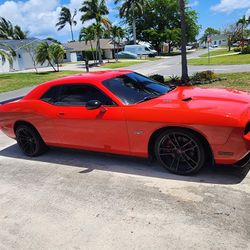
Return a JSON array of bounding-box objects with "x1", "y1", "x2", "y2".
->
[{"x1": 102, "y1": 73, "x2": 171, "y2": 105}]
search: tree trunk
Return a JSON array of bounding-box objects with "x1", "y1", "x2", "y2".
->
[
  {"x1": 179, "y1": 0, "x2": 189, "y2": 83},
  {"x1": 132, "y1": 17, "x2": 137, "y2": 45},
  {"x1": 113, "y1": 39, "x2": 118, "y2": 62},
  {"x1": 228, "y1": 38, "x2": 232, "y2": 52},
  {"x1": 168, "y1": 42, "x2": 172, "y2": 54},
  {"x1": 85, "y1": 56, "x2": 89, "y2": 72},
  {"x1": 49, "y1": 60, "x2": 57, "y2": 72},
  {"x1": 97, "y1": 37, "x2": 103, "y2": 64},
  {"x1": 90, "y1": 41, "x2": 96, "y2": 63},
  {"x1": 32, "y1": 58, "x2": 38, "y2": 73},
  {"x1": 70, "y1": 25, "x2": 74, "y2": 41}
]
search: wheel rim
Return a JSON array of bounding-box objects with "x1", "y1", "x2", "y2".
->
[
  {"x1": 157, "y1": 132, "x2": 201, "y2": 173},
  {"x1": 17, "y1": 128, "x2": 37, "y2": 156}
]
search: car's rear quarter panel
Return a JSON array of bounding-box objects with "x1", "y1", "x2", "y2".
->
[{"x1": 0, "y1": 100, "x2": 59, "y2": 144}]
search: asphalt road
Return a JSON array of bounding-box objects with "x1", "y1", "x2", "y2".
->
[
  {"x1": 123, "y1": 50, "x2": 250, "y2": 76},
  {"x1": 0, "y1": 132, "x2": 250, "y2": 249}
]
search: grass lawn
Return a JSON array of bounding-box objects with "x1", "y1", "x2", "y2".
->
[
  {"x1": 198, "y1": 72, "x2": 250, "y2": 91},
  {"x1": 189, "y1": 54, "x2": 250, "y2": 65},
  {"x1": 100, "y1": 61, "x2": 146, "y2": 69},
  {"x1": 0, "y1": 70, "x2": 79, "y2": 93},
  {"x1": 1, "y1": 70, "x2": 250, "y2": 94},
  {"x1": 199, "y1": 48, "x2": 236, "y2": 58}
]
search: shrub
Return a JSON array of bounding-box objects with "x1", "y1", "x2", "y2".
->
[
  {"x1": 233, "y1": 47, "x2": 241, "y2": 52},
  {"x1": 149, "y1": 74, "x2": 165, "y2": 83},
  {"x1": 169, "y1": 75, "x2": 181, "y2": 85},
  {"x1": 192, "y1": 70, "x2": 217, "y2": 82},
  {"x1": 241, "y1": 46, "x2": 250, "y2": 54}
]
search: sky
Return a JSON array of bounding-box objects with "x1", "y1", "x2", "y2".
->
[{"x1": 0, "y1": 0, "x2": 249, "y2": 42}]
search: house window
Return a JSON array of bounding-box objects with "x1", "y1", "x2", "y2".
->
[
  {"x1": 1, "y1": 56, "x2": 5, "y2": 64},
  {"x1": 64, "y1": 53, "x2": 67, "y2": 59},
  {"x1": 18, "y1": 54, "x2": 21, "y2": 58},
  {"x1": 219, "y1": 40, "x2": 221, "y2": 45}
]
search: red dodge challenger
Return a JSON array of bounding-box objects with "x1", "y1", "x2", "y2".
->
[{"x1": 0, "y1": 70, "x2": 250, "y2": 175}]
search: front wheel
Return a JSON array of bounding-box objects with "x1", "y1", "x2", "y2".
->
[
  {"x1": 16, "y1": 124, "x2": 47, "y2": 157},
  {"x1": 155, "y1": 129, "x2": 205, "y2": 175}
]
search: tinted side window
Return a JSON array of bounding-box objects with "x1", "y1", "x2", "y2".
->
[
  {"x1": 41, "y1": 84, "x2": 115, "y2": 106},
  {"x1": 40, "y1": 85, "x2": 61, "y2": 103}
]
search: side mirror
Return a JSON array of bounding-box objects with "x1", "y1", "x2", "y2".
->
[{"x1": 86, "y1": 100, "x2": 102, "y2": 110}]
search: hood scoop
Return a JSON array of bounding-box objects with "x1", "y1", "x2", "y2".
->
[{"x1": 182, "y1": 97, "x2": 193, "y2": 102}]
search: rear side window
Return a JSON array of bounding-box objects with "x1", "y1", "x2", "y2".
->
[
  {"x1": 40, "y1": 85, "x2": 61, "y2": 103},
  {"x1": 41, "y1": 84, "x2": 115, "y2": 106}
]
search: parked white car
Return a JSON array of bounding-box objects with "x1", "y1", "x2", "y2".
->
[{"x1": 124, "y1": 45, "x2": 157, "y2": 56}]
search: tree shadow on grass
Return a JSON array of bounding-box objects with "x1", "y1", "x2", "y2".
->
[{"x1": 0, "y1": 143, "x2": 249, "y2": 185}]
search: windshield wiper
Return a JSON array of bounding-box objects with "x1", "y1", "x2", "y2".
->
[{"x1": 136, "y1": 94, "x2": 162, "y2": 104}]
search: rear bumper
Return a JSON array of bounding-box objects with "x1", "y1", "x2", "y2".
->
[{"x1": 233, "y1": 152, "x2": 250, "y2": 168}]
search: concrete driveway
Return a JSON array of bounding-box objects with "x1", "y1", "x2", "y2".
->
[{"x1": 0, "y1": 131, "x2": 249, "y2": 250}]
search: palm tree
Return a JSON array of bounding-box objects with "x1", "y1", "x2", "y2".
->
[
  {"x1": 110, "y1": 26, "x2": 126, "y2": 61},
  {"x1": 13, "y1": 25, "x2": 28, "y2": 39},
  {"x1": 79, "y1": 25, "x2": 97, "y2": 62},
  {"x1": 110, "y1": 26, "x2": 120, "y2": 61},
  {"x1": 49, "y1": 43, "x2": 65, "y2": 71},
  {"x1": 117, "y1": 26, "x2": 126, "y2": 47},
  {"x1": 92, "y1": 22, "x2": 105, "y2": 63},
  {"x1": 0, "y1": 43, "x2": 16, "y2": 67},
  {"x1": 56, "y1": 7, "x2": 77, "y2": 41},
  {"x1": 237, "y1": 15, "x2": 250, "y2": 39},
  {"x1": 0, "y1": 17, "x2": 14, "y2": 39},
  {"x1": 79, "y1": 0, "x2": 111, "y2": 64},
  {"x1": 36, "y1": 41, "x2": 57, "y2": 72},
  {"x1": 114, "y1": 0, "x2": 147, "y2": 44},
  {"x1": 179, "y1": 0, "x2": 188, "y2": 83},
  {"x1": 0, "y1": 17, "x2": 27, "y2": 40}
]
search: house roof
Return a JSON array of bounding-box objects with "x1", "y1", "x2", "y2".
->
[
  {"x1": 210, "y1": 34, "x2": 227, "y2": 40},
  {"x1": 0, "y1": 38, "x2": 53, "y2": 51},
  {"x1": 63, "y1": 39, "x2": 121, "y2": 52}
]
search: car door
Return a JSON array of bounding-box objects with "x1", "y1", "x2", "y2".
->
[{"x1": 44, "y1": 83, "x2": 130, "y2": 155}]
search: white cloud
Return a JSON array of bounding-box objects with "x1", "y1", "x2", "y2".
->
[
  {"x1": 246, "y1": 9, "x2": 250, "y2": 17},
  {"x1": 0, "y1": 0, "x2": 90, "y2": 41},
  {"x1": 211, "y1": 0, "x2": 250, "y2": 13}
]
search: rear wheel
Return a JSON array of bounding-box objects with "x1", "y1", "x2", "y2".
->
[
  {"x1": 15, "y1": 124, "x2": 47, "y2": 157},
  {"x1": 155, "y1": 129, "x2": 205, "y2": 175}
]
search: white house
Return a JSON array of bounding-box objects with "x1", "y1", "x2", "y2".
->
[
  {"x1": 210, "y1": 34, "x2": 228, "y2": 46},
  {"x1": 63, "y1": 39, "x2": 122, "y2": 62},
  {"x1": 199, "y1": 34, "x2": 228, "y2": 47},
  {"x1": 0, "y1": 38, "x2": 52, "y2": 73}
]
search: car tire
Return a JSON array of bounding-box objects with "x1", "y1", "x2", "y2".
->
[
  {"x1": 16, "y1": 124, "x2": 47, "y2": 157},
  {"x1": 155, "y1": 129, "x2": 205, "y2": 175}
]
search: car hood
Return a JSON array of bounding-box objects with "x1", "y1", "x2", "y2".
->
[{"x1": 142, "y1": 86, "x2": 250, "y2": 124}]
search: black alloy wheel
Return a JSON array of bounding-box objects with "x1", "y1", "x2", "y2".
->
[
  {"x1": 155, "y1": 129, "x2": 205, "y2": 175},
  {"x1": 16, "y1": 124, "x2": 47, "y2": 157}
]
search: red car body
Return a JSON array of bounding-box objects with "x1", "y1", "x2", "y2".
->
[{"x1": 0, "y1": 70, "x2": 250, "y2": 168}]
